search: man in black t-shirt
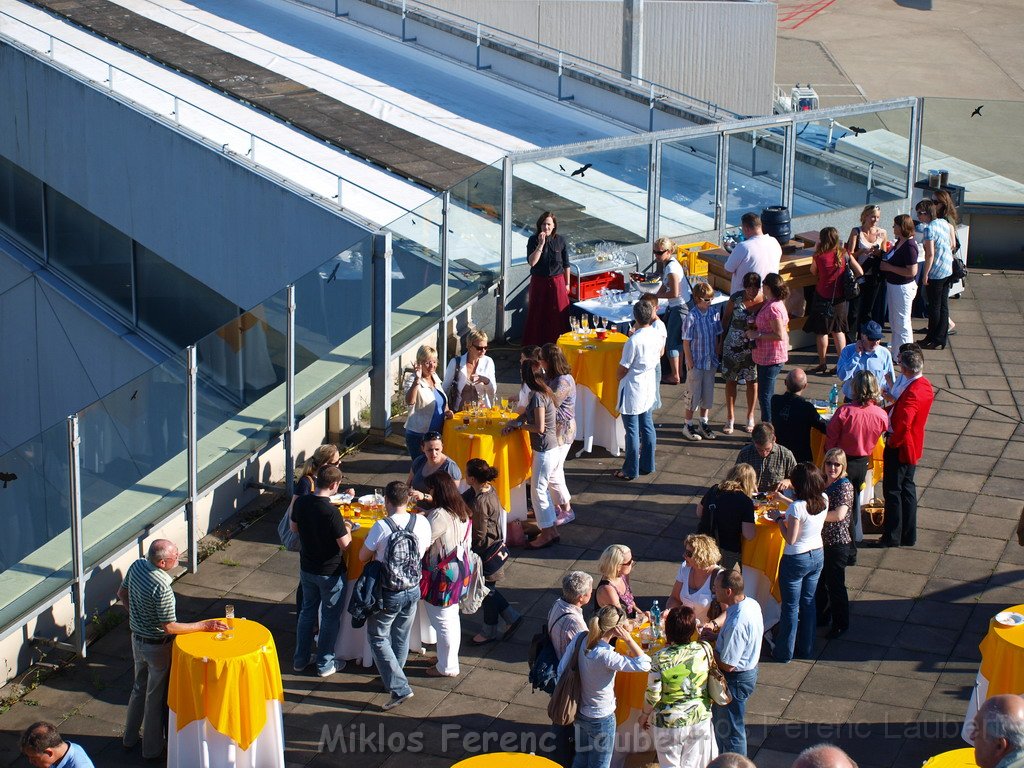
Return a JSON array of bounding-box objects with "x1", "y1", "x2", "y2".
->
[
  {"x1": 770, "y1": 368, "x2": 826, "y2": 463},
  {"x1": 291, "y1": 464, "x2": 352, "y2": 677}
]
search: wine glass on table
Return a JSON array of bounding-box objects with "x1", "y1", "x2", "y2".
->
[{"x1": 224, "y1": 604, "x2": 235, "y2": 639}]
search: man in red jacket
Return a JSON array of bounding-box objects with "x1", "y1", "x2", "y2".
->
[{"x1": 881, "y1": 348, "x2": 934, "y2": 547}]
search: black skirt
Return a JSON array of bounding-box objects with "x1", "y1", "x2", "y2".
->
[{"x1": 805, "y1": 293, "x2": 849, "y2": 336}]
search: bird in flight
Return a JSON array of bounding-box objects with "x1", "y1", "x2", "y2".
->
[
  {"x1": 971, "y1": 105, "x2": 984, "y2": 117},
  {"x1": 570, "y1": 163, "x2": 592, "y2": 178},
  {"x1": 848, "y1": 126, "x2": 866, "y2": 135},
  {"x1": 0, "y1": 472, "x2": 16, "y2": 488},
  {"x1": 130, "y1": 390, "x2": 138, "y2": 401},
  {"x1": 559, "y1": 164, "x2": 566, "y2": 172},
  {"x1": 326, "y1": 263, "x2": 340, "y2": 283}
]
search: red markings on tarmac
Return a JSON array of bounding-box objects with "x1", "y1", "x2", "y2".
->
[{"x1": 775, "y1": 0, "x2": 838, "y2": 30}]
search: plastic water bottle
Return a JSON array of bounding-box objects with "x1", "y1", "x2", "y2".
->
[
  {"x1": 650, "y1": 600, "x2": 662, "y2": 641},
  {"x1": 828, "y1": 383, "x2": 840, "y2": 413}
]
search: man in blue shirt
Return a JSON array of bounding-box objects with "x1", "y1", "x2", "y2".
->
[
  {"x1": 836, "y1": 321, "x2": 894, "y2": 401},
  {"x1": 20, "y1": 722, "x2": 95, "y2": 768},
  {"x1": 709, "y1": 569, "x2": 763, "y2": 757}
]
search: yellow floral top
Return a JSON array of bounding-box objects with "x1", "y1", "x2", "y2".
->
[{"x1": 643, "y1": 641, "x2": 713, "y2": 728}]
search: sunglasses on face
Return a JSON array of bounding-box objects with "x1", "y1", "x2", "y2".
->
[
  {"x1": 653, "y1": 249, "x2": 669, "y2": 256},
  {"x1": 824, "y1": 461, "x2": 842, "y2": 468},
  {"x1": 623, "y1": 558, "x2": 635, "y2": 566},
  {"x1": 474, "y1": 345, "x2": 488, "y2": 351}
]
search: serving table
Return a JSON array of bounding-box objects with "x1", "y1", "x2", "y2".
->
[
  {"x1": 557, "y1": 331, "x2": 628, "y2": 457},
  {"x1": 962, "y1": 604, "x2": 1024, "y2": 744},
  {"x1": 168, "y1": 619, "x2": 285, "y2": 768}
]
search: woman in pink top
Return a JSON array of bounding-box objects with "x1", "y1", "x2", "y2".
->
[
  {"x1": 745, "y1": 273, "x2": 789, "y2": 424},
  {"x1": 825, "y1": 370, "x2": 888, "y2": 543}
]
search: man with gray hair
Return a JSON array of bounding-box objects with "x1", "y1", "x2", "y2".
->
[
  {"x1": 793, "y1": 744, "x2": 858, "y2": 768},
  {"x1": 548, "y1": 570, "x2": 593, "y2": 658},
  {"x1": 117, "y1": 540, "x2": 227, "y2": 759},
  {"x1": 879, "y1": 347, "x2": 933, "y2": 548},
  {"x1": 973, "y1": 694, "x2": 1024, "y2": 768}
]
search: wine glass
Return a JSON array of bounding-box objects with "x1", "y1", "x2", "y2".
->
[
  {"x1": 224, "y1": 604, "x2": 235, "y2": 639},
  {"x1": 580, "y1": 314, "x2": 589, "y2": 332},
  {"x1": 569, "y1": 315, "x2": 579, "y2": 338}
]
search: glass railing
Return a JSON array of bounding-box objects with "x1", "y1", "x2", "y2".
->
[{"x1": 658, "y1": 136, "x2": 719, "y2": 238}]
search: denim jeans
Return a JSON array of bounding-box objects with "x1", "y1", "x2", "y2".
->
[
  {"x1": 572, "y1": 712, "x2": 617, "y2": 768},
  {"x1": 712, "y1": 667, "x2": 758, "y2": 756},
  {"x1": 295, "y1": 569, "x2": 346, "y2": 674},
  {"x1": 756, "y1": 362, "x2": 784, "y2": 423},
  {"x1": 665, "y1": 305, "x2": 685, "y2": 359},
  {"x1": 405, "y1": 430, "x2": 424, "y2": 461},
  {"x1": 774, "y1": 548, "x2": 824, "y2": 662},
  {"x1": 622, "y1": 409, "x2": 656, "y2": 478},
  {"x1": 367, "y1": 586, "x2": 420, "y2": 698},
  {"x1": 124, "y1": 635, "x2": 172, "y2": 758},
  {"x1": 482, "y1": 581, "x2": 510, "y2": 627}
]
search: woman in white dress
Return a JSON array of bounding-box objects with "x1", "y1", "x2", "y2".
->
[{"x1": 667, "y1": 534, "x2": 723, "y2": 629}]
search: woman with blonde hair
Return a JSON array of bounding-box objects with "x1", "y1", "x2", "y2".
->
[
  {"x1": 594, "y1": 544, "x2": 643, "y2": 620},
  {"x1": 442, "y1": 328, "x2": 496, "y2": 410},
  {"x1": 695, "y1": 463, "x2": 757, "y2": 572},
  {"x1": 816, "y1": 448, "x2": 856, "y2": 639},
  {"x1": 807, "y1": 227, "x2": 862, "y2": 375},
  {"x1": 667, "y1": 534, "x2": 722, "y2": 628},
  {"x1": 845, "y1": 205, "x2": 888, "y2": 330},
  {"x1": 557, "y1": 605, "x2": 651, "y2": 768},
  {"x1": 652, "y1": 236, "x2": 692, "y2": 384},
  {"x1": 404, "y1": 345, "x2": 451, "y2": 459}
]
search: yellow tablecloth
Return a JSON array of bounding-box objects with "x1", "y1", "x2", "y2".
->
[
  {"x1": 443, "y1": 413, "x2": 532, "y2": 512},
  {"x1": 557, "y1": 331, "x2": 628, "y2": 418},
  {"x1": 924, "y1": 748, "x2": 978, "y2": 768},
  {"x1": 169, "y1": 619, "x2": 283, "y2": 751},
  {"x1": 978, "y1": 604, "x2": 1024, "y2": 698},
  {"x1": 742, "y1": 514, "x2": 786, "y2": 603},
  {"x1": 451, "y1": 753, "x2": 560, "y2": 768},
  {"x1": 336, "y1": 503, "x2": 383, "y2": 581}
]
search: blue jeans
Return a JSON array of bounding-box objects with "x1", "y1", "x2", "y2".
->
[
  {"x1": 295, "y1": 569, "x2": 346, "y2": 674},
  {"x1": 622, "y1": 409, "x2": 656, "y2": 478},
  {"x1": 757, "y1": 362, "x2": 784, "y2": 423},
  {"x1": 572, "y1": 712, "x2": 616, "y2": 768},
  {"x1": 367, "y1": 586, "x2": 420, "y2": 698},
  {"x1": 665, "y1": 305, "x2": 685, "y2": 359},
  {"x1": 405, "y1": 430, "x2": 423, "y2": 460},
  {"x1": 774, "y1": 548, "x2": 824, "y2": 662},
  {"x1": 712, "y1": 667, "x2": 758, "y2": 756}
]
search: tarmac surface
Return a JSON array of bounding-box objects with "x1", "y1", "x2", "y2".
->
[{"x1": 2, "y1": 271, "x2": 1024, "y2": 767}]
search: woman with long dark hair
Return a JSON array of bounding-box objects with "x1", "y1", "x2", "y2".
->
[
  {"x1": 505, "y1": 359, "x2": 560, "y2": 548},
  {"x1": 879, "y1": 214, "x2": 920, "y2": 350},
  {"x1": 745, "y1": 273, "x2": 789, "y2": 424},
  {"x1": 769, "y1": 462, "x2": 827, "y2": 663},
  {"x1": 523, "y1": 211, "x2": 571, "y2": 346},
  {"x1": 542, "y1": 343, "x2": 577, "y2": 525},
  {"x1": 464, "y1": 458, "x2": 523, "y2": 645},
  {"x1": 807, "y1": 227, "x2": 862, "y2": 374},
  {"x1": 422, "y1": 471, "x2": 472, "y2": 677},
  {"x1": 721, "y1": 272, "x2": 763, "y2": 434}
]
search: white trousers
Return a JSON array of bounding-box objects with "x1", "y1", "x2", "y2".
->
[
  {"x1": 887, "y1": 281, "x2": 917, "y2": 350},
  {"x1": 548, "y1": 443, "x2": 572, "y2": 508},
  {"x1": 652, "y1": 718, "x2": 718, "y2": 768},
  {"x1": 532, "y1": 448, "x2": 563, "y2": 529},
  {"x1": 424, "y1": 602, "x2": 461, "y2": 675}
]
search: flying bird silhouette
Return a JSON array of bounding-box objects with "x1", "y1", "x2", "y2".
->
[
  {"x1": 559, "y1": 164, "x2": 566, "y2": 172},
  {"x1": 570, "y1": 163, "x2": 592, "y2": 178},
  {"x1": 971, "y1": 105, "x2": 984, "y2": 117},
  {"x1": 0, "y1": 472, "x2": 17, "y2": 488},
  {"x1": 130, "y1": 390, "x2": 138, "y2": 401},
  {"x1": 326, "y1": 263, "x2": 340, "y2": 283},
  {"x1": 848, "y1": 126, "x2": 866, "y2": 135},
  {"x1": 688, "y1": 146, "x2": 697, "y2": 153}
]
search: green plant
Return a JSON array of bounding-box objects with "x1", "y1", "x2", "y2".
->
[
  {"x1": 220, "y1": 558, "x2": 241, "y2": 567},
  {"x1": 90, "y1": 609, "x2": 125, "y2": 639},
  {"x1": 197, "y1": 538, "x2": 228, "y2": 563}
]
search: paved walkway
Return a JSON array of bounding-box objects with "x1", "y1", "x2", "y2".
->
[{"x1": 2, "y1": 272, "x2": 1023, "y2": 767}]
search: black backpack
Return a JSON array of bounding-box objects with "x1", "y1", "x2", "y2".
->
[
  {"x1": 528, "y1": 611, "x2": 576, "y2": 694},
  {"x1": 380, "y1": 516, "x2": 421, "y2": 592}
]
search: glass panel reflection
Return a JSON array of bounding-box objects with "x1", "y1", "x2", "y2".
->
[
  {"x1": 658, "y1": 136, "x2": 719, "y2": 239},
  {"x1": 0, "y1": 154, "x2": 44, "y2": 255},
  {"x1": 447, "y1": 162, "x2": 500, "y2": 312},
  {"x1": 389, "y1": 197, "x2": 443, "y2": 352},
  {"x1": 725, "y1": 129, "x2": 785, "y2": 227}
]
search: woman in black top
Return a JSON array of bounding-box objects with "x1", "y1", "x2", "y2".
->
[
  {"x1": 522, "y1": 211, "x2": 571, "y2": 346},
  {"x1": 879, "y1": 214, "x2": 920, "y2": 350},
  {"x1": 696, "y1": 462, "x2": 757, "y2": 571}
]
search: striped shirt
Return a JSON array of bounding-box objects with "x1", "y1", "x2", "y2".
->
[
  {"x1": 121, "y1": 558, "x2": 176, "y2": 638},
  {"x1": 680, "y1": 303, "x2": 722, "y2": 370},
  {"x1": 922, "y1": 219, "x2": 954, "y2": 280}
]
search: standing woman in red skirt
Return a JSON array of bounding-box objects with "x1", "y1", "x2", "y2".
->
[{"x1": 522, "y1": 211, "x2": 571, "y2": 346}]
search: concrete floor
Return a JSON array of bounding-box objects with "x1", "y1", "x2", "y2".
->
[{"x1": 2, "y1": 271, "x2": 1024, "y2": 767}]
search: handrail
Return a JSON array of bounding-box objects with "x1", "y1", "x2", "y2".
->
[{"x1": 0, "y1": 7, "x2": 428, "y2": 221}]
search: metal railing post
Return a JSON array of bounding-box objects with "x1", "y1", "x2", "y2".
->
[
  {"x1": 475, "y1": 24, "x2": 491, "y2": 70},
  {"x1": 909, "y1": 97, "x2": 924, "y2": 197},
  {"x1": 782, "y1": 121, "x2": 796, "y2": 212},
  {"x1": 370, "y1": 231, "x2": 394, "y2": 436},
  {"x1": 185, "y1": 346, "x2": 198, "y2": 574},
  {"x1": 557, "y1": 53, "x2": 574, "y2": 102},
  {"x1": 715, "y1": 133, "x2": 729, "y2": 239},
  {"x1": 494, "y1": 156, "x2": 513, "y2": 343},
  {"x1": 646, "y1": 140, "x2": 660, "y2": 243},
  {"x1": 284, "y1": 285, "x2": 296, "y2": 498},
  {"x1": 67, "y1": 415, "x2": 86, "y2": 658},
  {"x1": 401, "y1": 0, "x2": 417, "y2": 42},
  {"x1": 438, "y1": 191, "x2": 451, "y2": 372}
]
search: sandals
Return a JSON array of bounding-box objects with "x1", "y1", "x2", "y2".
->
[
  {"x1": 723, "y1": 420, "x2": 734, "y2": 435},
  {"x1": 809, "y1": 364, "x2": 828, "y2": 375},
  {"x1": 744, "y1": 419, "x2": 755, "y2": 433},
  {"x1": 613, "y1": 470, "x2": 635, "y2": 481}
]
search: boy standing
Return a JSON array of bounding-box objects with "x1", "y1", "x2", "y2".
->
[{"x1": 681, "y1": 282, "x2": 722, "y2": 441}]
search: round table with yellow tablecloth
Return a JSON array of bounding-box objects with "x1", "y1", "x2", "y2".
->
[
  {"x1": 451, "y1": 753, "x2": 561, "y2": 768},
  {"x1": 557, "y1": 331, "x2": 627, "y2": 457},
  {"x1": 443, "y1": 411, "x2": 532, "y2": 519},
  {"x1": 741, "y1": 510, "x2": 787, "y2": 630},
  {"x1": 962, "y1": 605, "x2": 1024, "y2": 744},
  {"x1": 810, "y1": 427, "x2": 886, "y2": 508},
  {"x1": 168, "y1": 619, "x2": 284, "y2": 768},
  {"x1": 610, "y1": 626, "x2": 664, "y2": 766},
  {"x1": 925, "y1": 748, "x2": 979, "y2": 768}
]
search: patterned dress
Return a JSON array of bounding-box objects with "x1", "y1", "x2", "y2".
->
[
  {"x1": 722, "y1": 292, "x2": 757, "y2": 385},
  {"x1": 644, "y1": 641, "x2": 713, "y2": 728}
]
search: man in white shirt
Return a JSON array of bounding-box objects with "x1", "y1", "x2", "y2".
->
[
  {"x1": 725, "y1": 213, "x2": 783, "y2": 295},
  {"x1": 652, "y1": 237, "x2": 692, "y2": 384},
  {"x1": 617, "y1": 300, "x2": 665, "y2": 480},
  {"x1": 710, "y1": 568, "x2": 763, "y2": 757},
  {"x1": 359, "y1": 481, "x2": 432, "y2": 711}
]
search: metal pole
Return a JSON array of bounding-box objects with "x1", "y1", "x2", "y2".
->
[
  {"x1": 646, "y1": 140, "x2": 660, "y2": 243},
  {"x1": 284, "y1": 285, "x2": 296, "y2": 499},
  {"x1": 370, "y1": 231, "x2": 394, "y2": 436},
  {"x1": 621, "y1": 0, "x2": 644, "y2": 83},
  {"x1": 908, "y1": 97, "x2": 924, "y2": 198},
  {"x1": 494, "y1": 156, "x2": 513, "y2": 343},
  {"x1": 557, "y1": 53, "x2": 573, "y2": 102},
  {"x1": 67, "y1": 415, "x2": 86, "y2": 658},
  {"x1": 438, "y1": 191, "x2": 451, "y2": 373},
  {"x1": 782, "y1": 122, "x2": 796, "y2": 212},
  {"x1": 185, "y1": 346, "x2": 198, "y2": 574},
  {"x1": 715, "y1": 133, "x2": 729, "y2": 240},
  {"x1": 648, "y1": 84, "x2": 655, "y2": 133},
  {"x1": 401, "y1": 0, "x2": 417, "y2": 42},
  {"x1": 865, "y1": 161, "x2": 876, "y2": 205},
  {"x1": 826, "y1": 119, "x2": 835, "y2": 152},
  {"x1": 475, "y1": 24, "x2": 491, "y2": 70}
]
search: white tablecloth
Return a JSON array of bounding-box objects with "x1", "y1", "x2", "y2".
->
[
  {"x1": 574, "y1": 385, "x2": 625, "y2": 457},
  {"x1": 168, "y1": 700, "x2": 284, "y2": 768}
]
